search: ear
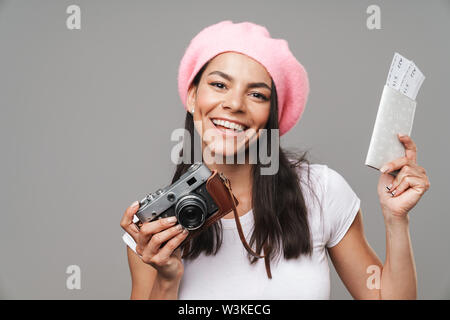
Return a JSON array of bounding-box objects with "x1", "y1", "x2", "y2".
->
[{"x1": 186, "y1": 84, "x2": 197, "y2": 112}]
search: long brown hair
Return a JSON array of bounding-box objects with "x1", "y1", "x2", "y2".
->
[{"x1": 173, "y1": 61, "x2": 322, "y2": 267}]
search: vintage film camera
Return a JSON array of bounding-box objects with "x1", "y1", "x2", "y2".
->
[{"x1": 136, "y1": 162, "x2": 237, "y2": 231}]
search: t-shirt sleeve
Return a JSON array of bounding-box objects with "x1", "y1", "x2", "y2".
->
[
  {"x1": 323, "y1": 165, "x2": 361, "y2": 248},
  {"x1": 122, "y1": 232, "x2": 138, "y2": 254},
  {"x1": 122, "y1": 214, "x2": 139, "y2": 254}
]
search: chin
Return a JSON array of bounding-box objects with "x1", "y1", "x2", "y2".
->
[{"x1": 202, "y1": 140, "x2": 247, "y2": 162}]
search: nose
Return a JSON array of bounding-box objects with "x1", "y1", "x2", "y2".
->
[{"x1": 221, "y1": 89, "x2": 246, "y2": 113}]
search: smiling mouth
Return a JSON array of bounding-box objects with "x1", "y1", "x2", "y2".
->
[{"x1": 211, "y1": 118, "x2": 248, "y2": 133}]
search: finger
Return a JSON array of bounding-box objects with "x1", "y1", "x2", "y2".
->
[
  {"x1": 173, "y1": 247, "x2": 183, "y2": 259},
  {"x1": 386, "y1": 164, "x2": 415, "y2": 192},
  {"x1": 120, "y1": 201, "x2": 140, "y2": 241},
  {"x1": 156, "y1": 229, "x2": 189, "y2": 263},
  {"x1": 136, "y1": 217, "x2": 178, "y2": 252},
  {"x1": 388, "y1": 173, "x2": 415, "y2": 197},
  {"x1": 390, "y1": 175, "x2": 428, "y2": 197},
  {"x1": 144, "y1": 223, "x2": 184, "y2": 256},
  {"x1": 380, "y1": 156, "x2": 412, "y2": 174},
  {"x1": 397, "y1": 133, "x2": 417, "y2": 163}
]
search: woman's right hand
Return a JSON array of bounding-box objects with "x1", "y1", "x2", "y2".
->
[{"x1": 120, "y1": 201, "x2": 189, "y2": 282}]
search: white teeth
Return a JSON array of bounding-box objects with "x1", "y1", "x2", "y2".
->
[{"x1": 212, "y1": 119, "x2": 245, "y2": 132}]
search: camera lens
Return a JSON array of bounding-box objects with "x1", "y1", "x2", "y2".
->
[{"x1": 175, "y1": 195, "x2": 207, "y2": 230}]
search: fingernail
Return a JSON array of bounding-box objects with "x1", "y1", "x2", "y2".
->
[
  {"x1": 166, "y1": 217, "x2": 177, "y2": 224},
  {"x1": 385, "y1": 184, "x2": 392, "y2": 191},
  {"x1": 130, "y1": 201, "x2": 139, "y2": 208},
  {"x1": 391, "y1": 190, "x2": 396, "y2": 197},
  {"x1": 182, "y1": 228, "x2": 189, "y2": 234},
  {"x1": 398, "y1": 133, "x2": 406, "y2": 138},
  {"x1": 380, "y1": 165, "x2": 389, "y2": 173}
]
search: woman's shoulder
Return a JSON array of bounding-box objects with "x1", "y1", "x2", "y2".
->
[
  {"x1": 288, "y1": 159, "x2": 327, "y2": 205},
  {"x1": 289, "y1": 159, "x2": 328, "y2": 186},
  {"x1": 289, "y1": 159, "x2": 345, "y2": 186},
  {"x1": 290, "y1": 160, "x2": 355, "y2": 205}
]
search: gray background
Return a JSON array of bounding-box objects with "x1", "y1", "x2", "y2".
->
[{"x1": 0, "y1": 0, "x2": 449, "y2": 299}]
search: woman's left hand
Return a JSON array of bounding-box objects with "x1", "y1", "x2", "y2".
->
[{"x1": 377, "y1": 133, "x2": 431, "y2": 222}]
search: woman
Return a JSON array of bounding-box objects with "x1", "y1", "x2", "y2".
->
[{"x1": 120, "y1": 21, "x2": 430, "y2": 299}]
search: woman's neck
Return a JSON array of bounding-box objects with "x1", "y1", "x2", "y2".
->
[
  {"x1": 208, "y1": 162, "x2": 253, "y2": 219},
  {"x1": 207, "y1": 162, "x2": 253, "y2": 194}
]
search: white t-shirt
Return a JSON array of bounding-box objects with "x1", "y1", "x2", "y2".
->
[{"x1": 122, "y1": 163, "x2": 361, "y2": 300}]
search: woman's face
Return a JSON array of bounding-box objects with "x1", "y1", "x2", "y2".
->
[{"x1": 186, "y1": 52, "x2": 272, "y2": 158}]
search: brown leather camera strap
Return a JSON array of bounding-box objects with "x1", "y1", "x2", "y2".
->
[{"x1": 220, "y1": 173, "x2": 273, "y2": 279}]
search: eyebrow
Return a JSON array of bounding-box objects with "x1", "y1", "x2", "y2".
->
[{"x1": 207, "y1": 71, "x2": 271, "y2": 91}]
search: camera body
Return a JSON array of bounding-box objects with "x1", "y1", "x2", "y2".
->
[{"x1": 136, "y1": 162, "x2": 219, "y2": 231}]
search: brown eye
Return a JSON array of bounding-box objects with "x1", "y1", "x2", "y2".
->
[
  {"x1": 251, "y1": 92, "x2": 269, "y2": 101},
  {"x1": 210, "y1": 82, "x2": 226, "y2": 89}
]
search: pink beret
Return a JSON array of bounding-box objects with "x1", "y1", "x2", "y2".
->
[{"x1": 177, "y1": 20, "x2": 310, "y2": 136}]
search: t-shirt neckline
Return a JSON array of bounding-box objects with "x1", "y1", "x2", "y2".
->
[{"x1": 220, "y1": 209, "x2": 253, "y2": 229}]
